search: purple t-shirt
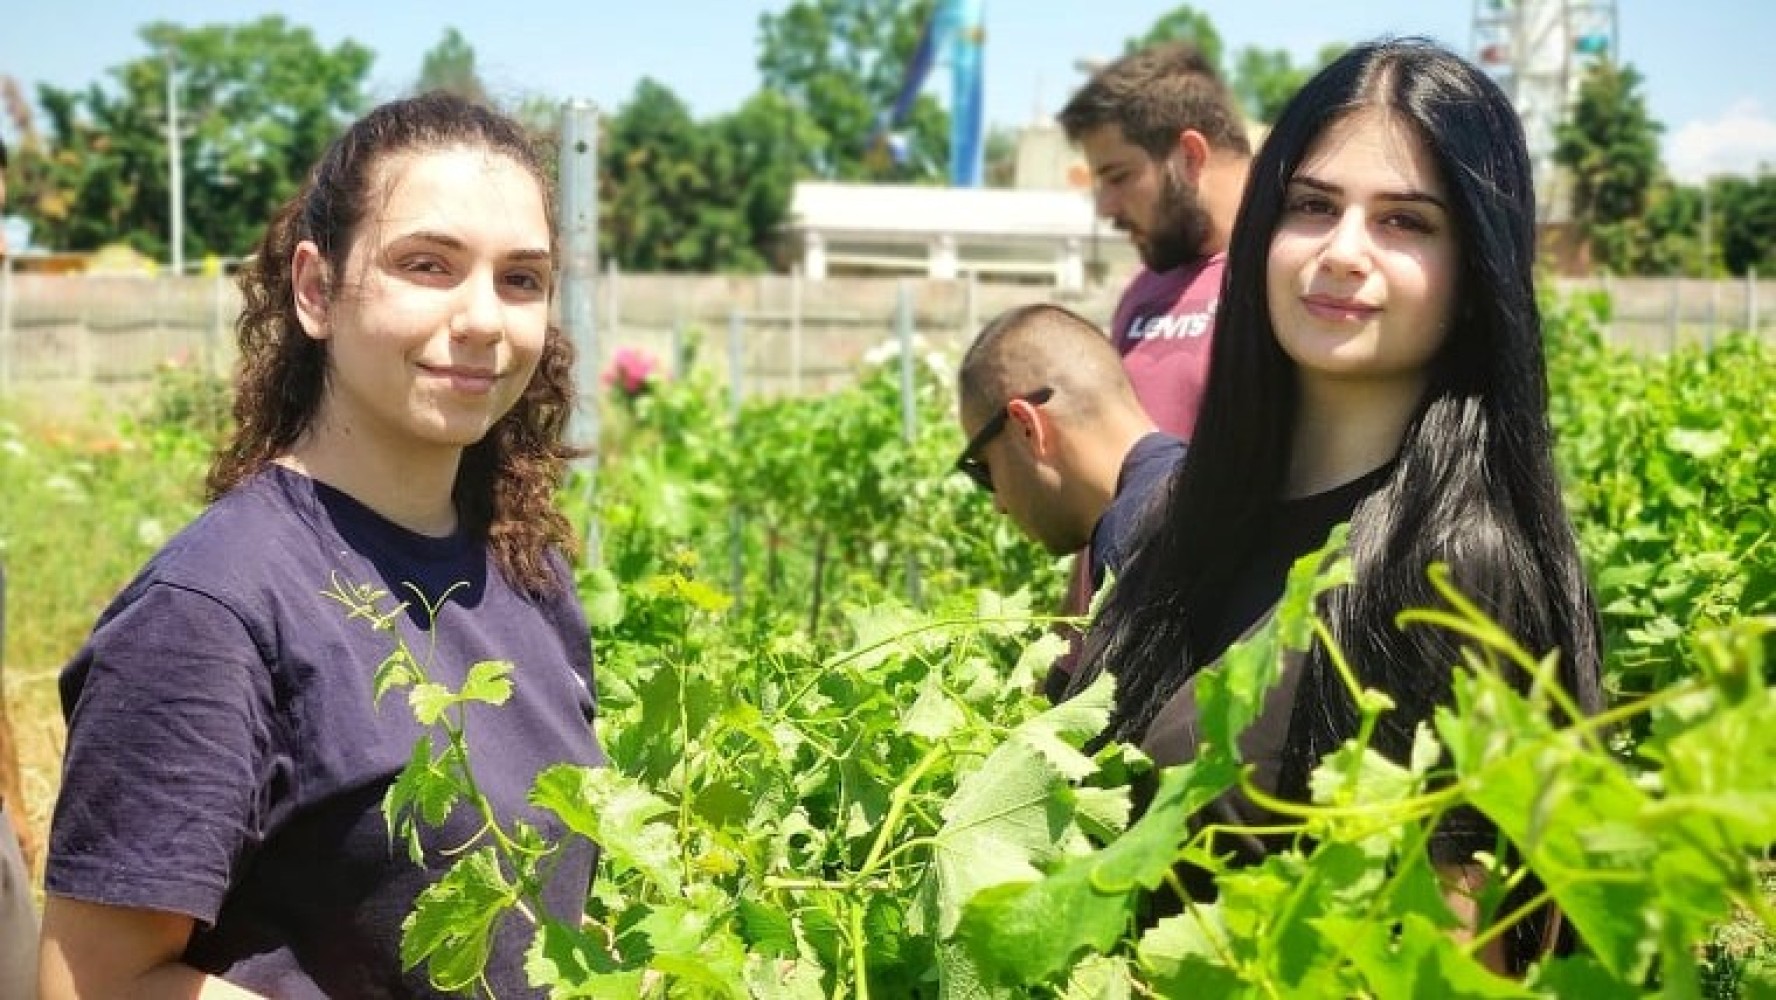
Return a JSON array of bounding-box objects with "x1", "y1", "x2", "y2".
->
[
  {"x1": 1109, "y1": 254, "x2": 1225, "y2": 441},
  {"x1": 50, "y1": 466, "x2": 605, "y2": 999}
]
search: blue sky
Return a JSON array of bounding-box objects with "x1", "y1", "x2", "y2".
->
[{"x1": 4, "y1": 1, "x2": 1773, "y2": 182}]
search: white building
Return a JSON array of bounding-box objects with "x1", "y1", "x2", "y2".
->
[{"x1": 786, "y1": 180, "x2": 1133, "y2": 290}]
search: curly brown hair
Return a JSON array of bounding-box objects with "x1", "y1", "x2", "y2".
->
[
  {"x1": 209, "y1": 92, "x2": 581, "y2": 596},
  {"x1": 1058, "y1": 42, "x2": 1251, "y2": 159}
]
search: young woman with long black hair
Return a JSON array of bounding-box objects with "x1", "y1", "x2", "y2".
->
[{"x1": 1070, "y1": 37, "x2": 1604, "y2": 972}]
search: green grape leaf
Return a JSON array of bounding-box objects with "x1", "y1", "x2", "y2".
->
[
  {"x1": 1057, "y1": 953, "x2": 1133, "y2": 999},
  {"x1": 409, "y1": 681, "x2": 456, "y2": 727},
  {"x1": 373, "y1": 644, "x2": 421, "y2": 704},
  {"x1": 1527, "y1": 953, "x2": 1643, "y2": 1000},
  {"x1": 975, "y1": 588, "x2": 1036, "y2": 637},
  {"x1": 1439, "y1": 669, "x2": 1659, "y2": 980},
  {"x1": 634, "y1": 895, "x2": 751, "y2": 998},
  {"x1": 736, "y1": 898, "x2": 797, "y2": 958},
  {"x1": 524, "y1": 918, "x2": 641, "y2": 997},
  {"x1": 904, "y1": 671, "x2": 966, "y2": 741},
  {"x1": 400, "y1": 847, "x2": 517, "y2": 993},
  {"x1": 1317, "y1": 913, "x2": 1537, "y2": 998},
  {"x1": 953, "y1": 758, "x2": 1237, "y2": 986},
  {"x1": 460, "y1": 659, "x2": 515, "y2": 707},
  {"x1": 582, "y1": 564, "x2": 626, "y2": 629},
  {"x1": 383, "y1": 734, "x2": 459, "y2": 863},
  {"x1": 531, "y1": 764, "x2": 681, "y2": 894},
  {"x1": 924, "y1": 673, "x2": 1116, "y2": 937},
  {"x1": 1137, "y1": 910, "x2": 1245, "y2": 997}
]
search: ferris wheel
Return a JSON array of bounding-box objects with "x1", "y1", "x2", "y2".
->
[{"x1": 1471, "y1": 0, "x2": 1619, "y2": 221}]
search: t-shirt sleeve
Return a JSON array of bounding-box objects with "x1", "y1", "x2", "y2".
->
[{"x1": 48, "y1": 582, "x2": 277, "y2": 925}]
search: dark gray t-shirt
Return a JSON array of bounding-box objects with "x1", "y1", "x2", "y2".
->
[
  {"x1": 50, "y1": 466, "x2": 605, "y2": 998},
  {"x1": 1086, "y1": 431, "x2": 1187, "y2": 594}
]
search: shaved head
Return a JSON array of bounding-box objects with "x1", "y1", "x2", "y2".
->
[{"x1": 958, "y1": 304, "x2": 1143, "y2": 426}]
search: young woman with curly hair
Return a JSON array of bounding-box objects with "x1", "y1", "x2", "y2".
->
[{"x1": 41, "y1": 93, "x2": 604, "y2": 998}]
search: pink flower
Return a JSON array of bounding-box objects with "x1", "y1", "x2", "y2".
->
[{"x1": 602, "y1": 346, "x2": 659, "y2": 398}]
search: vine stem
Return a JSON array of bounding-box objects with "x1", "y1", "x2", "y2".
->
[
  {"x1": 1463, "y1": 886, "x2": 1553, "y2": 958},
  {"x1": 849, "y1": 900, "x2": 871, "y2": 1000},
  {"x1": 675, "y1": 648, "x2": 697, "y2": 890},
  {"x1": 763, "y1": 876, "x2": 892, "y2": 892},
  {"x1": 819, "y1": 615, "x2": 1075, "y2": 673},
  {"x1": 860, "y1": 743, "x2": 948, "y2": 878}
]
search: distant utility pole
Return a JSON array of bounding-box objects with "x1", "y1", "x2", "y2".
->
[
  {"x1": 558, "y1": 100, "x2": 601, "y2": 560},
  {"x1": 165, "y1": 46, "x2": 185, "y2": 276}
]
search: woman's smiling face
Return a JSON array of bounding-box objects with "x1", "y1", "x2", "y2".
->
[
  {"x1": 1266, "y1": 109, "x2": 1460, "y2": 395},
  {"x1": 296, "y1": 146, "x2": 553, "y2": 458}
]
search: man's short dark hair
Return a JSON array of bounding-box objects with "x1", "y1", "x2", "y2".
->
[{"x1": 1058, "y1": 43, "x2": 1250, "y2": 159}]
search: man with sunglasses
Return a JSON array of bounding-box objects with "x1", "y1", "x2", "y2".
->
[{"x1": 956, "y1": 305, "x2": 1184, "y2": 701}]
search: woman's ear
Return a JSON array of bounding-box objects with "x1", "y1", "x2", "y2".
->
[{"x1": 292, "y1": 240, "x2": 331, "y2": 341}]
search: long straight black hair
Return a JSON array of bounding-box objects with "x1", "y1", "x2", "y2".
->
[{"x1": 1073, "y1": 37, "x2": 1602, "y2": 766}]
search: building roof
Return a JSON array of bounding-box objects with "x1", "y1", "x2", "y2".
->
[{"x1": 788, "y1": 181, "x2": 1098, "y2": 242}]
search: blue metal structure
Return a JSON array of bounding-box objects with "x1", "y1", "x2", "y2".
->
[{"x1": 875, "y1": 0, "x2": 986, "y2": 187}]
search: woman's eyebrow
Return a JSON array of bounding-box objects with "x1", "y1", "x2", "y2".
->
[
  {"x1": 392, "y1": 229, "x2": 551, "y2": 261},
  {"x1": 1289, "y1": 174, "x2": 1449, "y2": 210}
]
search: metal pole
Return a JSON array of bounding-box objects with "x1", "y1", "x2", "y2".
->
[
  {"x1": 558, "y1": 100, "x2": 601, "y2": 560},
  {"x1": 1666, "y1": 279, "x2": 1679, "y2": 352},
  {"x1": 165, "y1": 48, "x2": 185, "y2": 277},
  {"x1": 211, "y1": 268, "x2": 229, "y2": 375},
  {"x1": 729, "y1": 310, "x2": 745, "y2": 607},
  {"x1": 1600, "y1": 271, "x2": 1613, "y2": 343},
  {"x1": 729, "y1": 309, "x2": 745, "y2": 409},
  {"x1": 897, "y1": 282, "x2": 922, "y2": 607},
  {"x1": 790, "y1": 264, "x2": 803, "y2": 396},
  {"x1": 1707, "y1": 277, "x2": 1719, "y2": 350},
  {"x1": 605, "y1": 256, "x2": 621, "y2": 342},
  {"x1": 1699, "y1": 179, "x2": 1711, "y2": 277},
  {"x1": 1750, "y1": 267, "x2": 1760, "y2": 341},
  {"x1": 0, "y1": 255, "x2": 12, "y2": 392}
]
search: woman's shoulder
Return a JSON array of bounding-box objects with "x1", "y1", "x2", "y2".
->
[{"x1": 128, "y1": 466, "x2": 343, "y2": 604}]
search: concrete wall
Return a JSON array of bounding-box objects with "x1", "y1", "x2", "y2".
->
[{"x1": 1, "y1": 267, "x2": 1769, "y2": 408}]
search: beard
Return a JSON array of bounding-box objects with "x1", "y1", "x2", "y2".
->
[{"x1": 1130, "y1": 166, "x2": 1213, "y2": 273}]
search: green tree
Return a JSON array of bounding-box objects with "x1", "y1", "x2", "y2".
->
[
  {"x1": 712, "y1": 89, "x2": 820, "y2": 265},
  {"x1": 1124, "y1": 4, "x2": 1225, "y2": 78},
  {"x1": 29, "y1": 81, "x2": 165, "y2": 255},
  {"x1": 1553, "y1": 60, "x2": 1662, "y2": 273},
  {"x1": 756, "y1": 0, "x2": 949, "y2": 183},
  {"x1": 415, "y1": 27, "x2": 490, "y2": 106},
  {"x1": 23, "y1": 16, "x2": 372, "y2": 261},
  {"x1": 1637, "y1": 179, "x2": 1706, "y2": 275},
  {"x1": 1231, "y1": 43, "x2": 1345, "y2": 124},
  {"x1": 983, "y1": 124, "x2": 1017, "y2": 187},
  {"x1": 1710, "y1": 173, "x2": 1776, "y2": 276},
  {"x1": 599, "y1": 80, "x2": 812, "y2": 272}
]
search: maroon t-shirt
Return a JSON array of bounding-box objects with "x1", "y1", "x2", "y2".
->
[{"x1": 1108, "y1": 254, "x2": 1225, "y2": 440}]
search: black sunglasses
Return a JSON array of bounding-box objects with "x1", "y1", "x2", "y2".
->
[{"x1": 954, "y1": 387, "x2": 1054, "y2": 493}]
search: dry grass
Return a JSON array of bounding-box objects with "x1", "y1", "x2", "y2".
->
[{"x1": 6, "y1": 663, "x2": 65, "y2": 894}]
